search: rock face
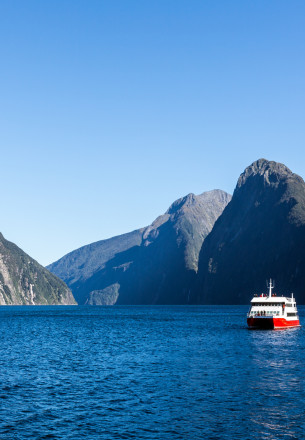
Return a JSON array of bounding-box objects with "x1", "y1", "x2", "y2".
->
[
  {"x1": 197, "y1": 159, "x2": 305, "y2": 304},
  {"x1": 0, "y1": 233, "x2": 76, "y2": 305},
  {"x1": 48, "y1": 190, "x2": 231, "y2": 304},
  {"x1": 48, "y1": 229, "x2": 144, "y2": 305}
]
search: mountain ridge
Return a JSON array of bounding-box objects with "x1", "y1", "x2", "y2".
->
[
  {"x1": 197, "y1": 158, "x2": 305, "y2": 304},
  {"x1": 48, "y1": 189, "x2": 231, "y2": 304},
  {"x1": 0, "y1": 232, "x2": 75, "y2": 305}
]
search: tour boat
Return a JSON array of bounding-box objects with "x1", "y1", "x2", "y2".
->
[{"x1": 247, "y1": 280, "x2": 300, "y2": 329}]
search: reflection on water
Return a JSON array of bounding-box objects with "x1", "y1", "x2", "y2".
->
[
  {"x1": 247, "y1": 324, "x2": 305, "y2": 439},
  {"x1": 0, "y1": 305, "x2": 304, "y2": 439}
]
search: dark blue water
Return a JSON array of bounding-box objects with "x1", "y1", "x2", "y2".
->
[{"x1": 0, "y1": 306, "x2": 304, "y2": 440}]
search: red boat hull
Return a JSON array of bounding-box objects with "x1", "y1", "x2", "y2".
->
[{"x1": 247, "y1": 317, "x2": 300, "y2": 329}]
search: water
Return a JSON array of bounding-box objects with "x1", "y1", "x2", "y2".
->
[{"x1": 0, "y1": 306, "x2": 304, "y2": 440}]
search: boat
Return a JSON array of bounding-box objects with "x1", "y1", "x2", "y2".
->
[{"x1": 247, "y1": 280, "x2": 300, "y2": 329}]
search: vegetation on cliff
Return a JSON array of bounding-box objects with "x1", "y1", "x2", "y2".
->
[
  {"x1": 197, "y1": 159, "x2": 305, "y2": 304},
  {"x1": 0, "y1": 233, "x2": 75, "y2": 305}
]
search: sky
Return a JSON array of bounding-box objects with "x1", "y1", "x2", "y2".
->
[{"x1": 0, "y1": 0, "x2": 305, "y2": 266}]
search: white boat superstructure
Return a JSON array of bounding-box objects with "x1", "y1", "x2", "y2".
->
[{"x1": 247, "y1": 280, "x2": 300, "y2": 329}]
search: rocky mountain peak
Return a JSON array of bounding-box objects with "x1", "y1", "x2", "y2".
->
[
  {"x1": 166, "y1": 193, "x2": 197, "y2": 215},
  {"x1": 49, "y1": 188, "x2": 231, "y2": 304},
  {"x1": 236, "y1": 159, "x2": 297, "y2": 191},
  {"x1": 197, "y1": 158, "x2": 305, "y2": 304},
  {"x1": 166, "y1": 190, "x2": 231, "y2": 216}
]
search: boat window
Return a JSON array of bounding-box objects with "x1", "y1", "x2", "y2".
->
[{"x1": 263, "y1": 303, "x2": 281, "y2": 306}]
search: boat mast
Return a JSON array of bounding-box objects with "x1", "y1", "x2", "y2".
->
[{"x1": 268, "y1": 279, "x2": 274, "y2": 298}]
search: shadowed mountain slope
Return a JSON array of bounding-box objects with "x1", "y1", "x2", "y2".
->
[
  {"x1": 0, "y1": 233, "x2": 75, "y2": 305},
  {"x1": 48, "y1": 190, "x2": 231, "y2": 304},
  {"x1": 48, "y1": 229, "x2": 145, "y2": 288},
  {"x1": 197, "y1": 159, "x2": 305, "y2": 304}
]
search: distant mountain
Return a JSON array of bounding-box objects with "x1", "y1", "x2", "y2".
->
[
  {"x1": 197, "y1": 159, "x2": 305, "y2": 304},
  {"x1": 0, "y1": 233, "x2": 75, "y2": 305},
  {"x1": 48, "y1": 190, "x2": 231, "y2": 304},
  {"x1": 48, "y1": 229, "x2": 144, "y2": 291}
]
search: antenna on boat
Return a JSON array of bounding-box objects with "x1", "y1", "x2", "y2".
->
[{"x1": 268, "y1": 279, "x2": 274, "y2": 298}]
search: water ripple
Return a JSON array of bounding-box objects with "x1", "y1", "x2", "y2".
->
[{"x1": 0, "y1": 305, "x2": 304, "y2": 439}]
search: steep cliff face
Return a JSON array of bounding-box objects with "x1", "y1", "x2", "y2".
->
[
  {"x1": 47, "y1": 229, "x2": 145, "y2": 292},
  {"x1": 197, "y1": 159, "x2": 305, "y2": 304},
  {"x1": 48, "y1": 190, "x2": 231, "y2": 304},
  {"x1": 0, "y1": 233, "x2": 75, "y2": 305}
]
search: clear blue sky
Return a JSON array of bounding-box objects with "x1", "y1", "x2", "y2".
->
[{"x1": 1, "y1": 0, "x2": 304, "y2": 265}]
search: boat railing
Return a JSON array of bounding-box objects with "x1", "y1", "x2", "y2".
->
[{"x1": 248, "y1": 311, "x2": 282, "y2": 318}]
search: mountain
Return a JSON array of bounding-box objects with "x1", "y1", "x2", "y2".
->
[
  {"x1": 0, "y1": 233, "x2": 76, "y2": 305},
  {"x1": 197, "y1": 159, "x2": 305, "y2": 304},
  {"x1": 48, "y1": 190, "x2": 231, "y2": 304},
  {"x1": 48, "y1": 229, "x2": 144, "y2": 292}
]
